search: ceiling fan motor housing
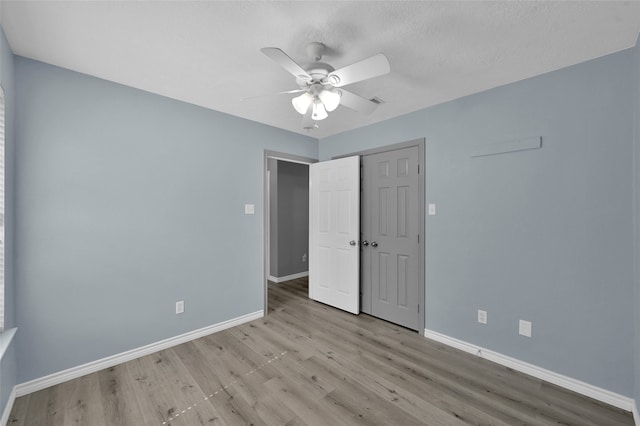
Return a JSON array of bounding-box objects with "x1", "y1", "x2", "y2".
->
[{"x1": 296, "y1": 62, "x2": 335, "y2": 87}]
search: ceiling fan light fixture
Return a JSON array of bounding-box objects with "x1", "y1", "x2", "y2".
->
[
  {"x1": 292, "y1": 92, "x2": 313, "y2": 115},
  {"x1": 312, "y1": 99, "x2": 328, "y2": 120},
  {"x1": 261, "y1": 44, "x2": 391, "y2": 128},
  {"x1": 318, "y1": 89, "x2": 341, "y2": 112}
]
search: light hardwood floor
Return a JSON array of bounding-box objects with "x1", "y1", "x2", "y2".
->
[{"x1": 9, "y1": 277, "x2": 634, "y2": 425}]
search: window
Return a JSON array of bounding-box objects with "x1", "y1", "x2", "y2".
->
[{"x1": 0, "y1": 86, "x2": 5, "y2": 331}]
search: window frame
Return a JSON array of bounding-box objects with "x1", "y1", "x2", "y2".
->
[{"x1": 0, "y1": 85, "x2": 5, "y2": 332}]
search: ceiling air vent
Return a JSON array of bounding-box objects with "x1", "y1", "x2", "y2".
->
[{"x1": 369, "y1": 97, "x2": 385, "y2": 104}]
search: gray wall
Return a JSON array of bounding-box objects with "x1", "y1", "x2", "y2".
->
[
  {"x1": 14, "y1": 56, "x2": 317, "y2": 383},
  {"x1": 321, "y1": 49, "x2": 635, "y2": 396},
  {"x1": 268, "y1": 159, "x2": 309, "y2": 278},
  {"x1": 633, "y1": 33, "x2": 640, "y2": 413},
  {"x1": 0, "y1": 26, "x2": 16, "y2": 421},
  {"x1": 276, "y1": 161, "x2": 309, "y2": 277}
]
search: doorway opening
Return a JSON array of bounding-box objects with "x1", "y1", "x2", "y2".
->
[{"x1": 263, "y1": 151, "x2": 315, "y2": 314}]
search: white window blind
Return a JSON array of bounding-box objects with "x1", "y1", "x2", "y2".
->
[{"x1": 0, "y1": 87, "x2": 5, "y2": 331}]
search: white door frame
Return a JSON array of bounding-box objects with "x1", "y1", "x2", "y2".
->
[{"x1": 263, "y1": 150, "x2": 316, "y2": 314}]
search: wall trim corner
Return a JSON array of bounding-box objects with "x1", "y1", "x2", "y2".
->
[
  {"x1": 424, "y1": 328, "x2": 634, "y2": 412},
  {"x1": 15, "y1": 310, "x2": 264, "y2": 397},
  {"x1": 268, "y1": 271, "x2": 309, "y2": 283},
  {"x1": 0, "y1": 386, "x2": 16, "y2": 426}
]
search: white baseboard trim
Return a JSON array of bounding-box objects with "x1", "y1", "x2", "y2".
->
[
  {"x1": 268, "y1": 271, "x2": 308, "y2": 283},
  {"x1": 1, "y1": 386, "x2": 16, "y2": 426},
  {"x1": 424, "y1": 328, "x2": 634, "y2": 412},
  {"x1": 15, "y1": 310, "x2": 264, "y2": 397}
]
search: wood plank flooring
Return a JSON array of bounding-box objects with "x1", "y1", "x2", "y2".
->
[{"x1": 9, "y1": 277, "x2": 634, "y2": 425}]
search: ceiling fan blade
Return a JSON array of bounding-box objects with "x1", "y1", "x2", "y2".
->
[
  {"x1": 302, "y1": 108, "x2": 318, "y2": 131},
  {"x1": 327, "y1": 53, "x2": 390, "y2": 87},
  {"x1": 241, "y1": 88, "x2": 305, "y2": 101},
  {"x1": 338, "y1": 89, "x2": 379, "y2": 115},
  {"x1": 261, "y1": 47, "x2": 311, "y2": 81}
]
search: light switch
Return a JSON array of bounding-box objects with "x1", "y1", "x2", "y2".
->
[
  {"x1": 478, "y1": 310, "x2": 487, "y2": 324},
  {"x1": 428, "y1": 203, "x2": 436, "y2": 216},
  {"x1": 519, "y1": 320, "x2": 532, "y2": 337},
  {"x1": 244, "y1": 204, "x2": 255, "y2": 215}
]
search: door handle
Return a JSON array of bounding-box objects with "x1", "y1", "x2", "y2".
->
[
  {"x1": 362, "y1": 240, "x2": 369, "y2": 247},
  {"x1": 371, "y1": 241, "x2": 378, "y2": 247},
  {"x1": 349, "y1": 240, "x2": 358, "y2": 246}
]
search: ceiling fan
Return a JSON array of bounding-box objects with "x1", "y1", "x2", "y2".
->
[{"x1": 260, "y1": 42, "x2": 391, "y2": 130}]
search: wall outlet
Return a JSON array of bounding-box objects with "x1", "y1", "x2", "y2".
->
[
  {"x1": 428, "y1": 203, "x2": 436, "y2": 216},
  {"x1": 176, "y1": 300, "x2": 185, "y2": 314},
  {"x1": 477, "y1": 310, "x2": 487, "y2": 324},
  {"x1": 302, "y1": 253, "x2": 307, "y2": 262},
  {"x1": 519, "y1": 319, "x2": 532, "y2": 337}
]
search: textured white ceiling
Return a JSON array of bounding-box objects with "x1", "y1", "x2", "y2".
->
[{"x1": 2, "y1": 1, "x2": 640, "y2": 138}]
